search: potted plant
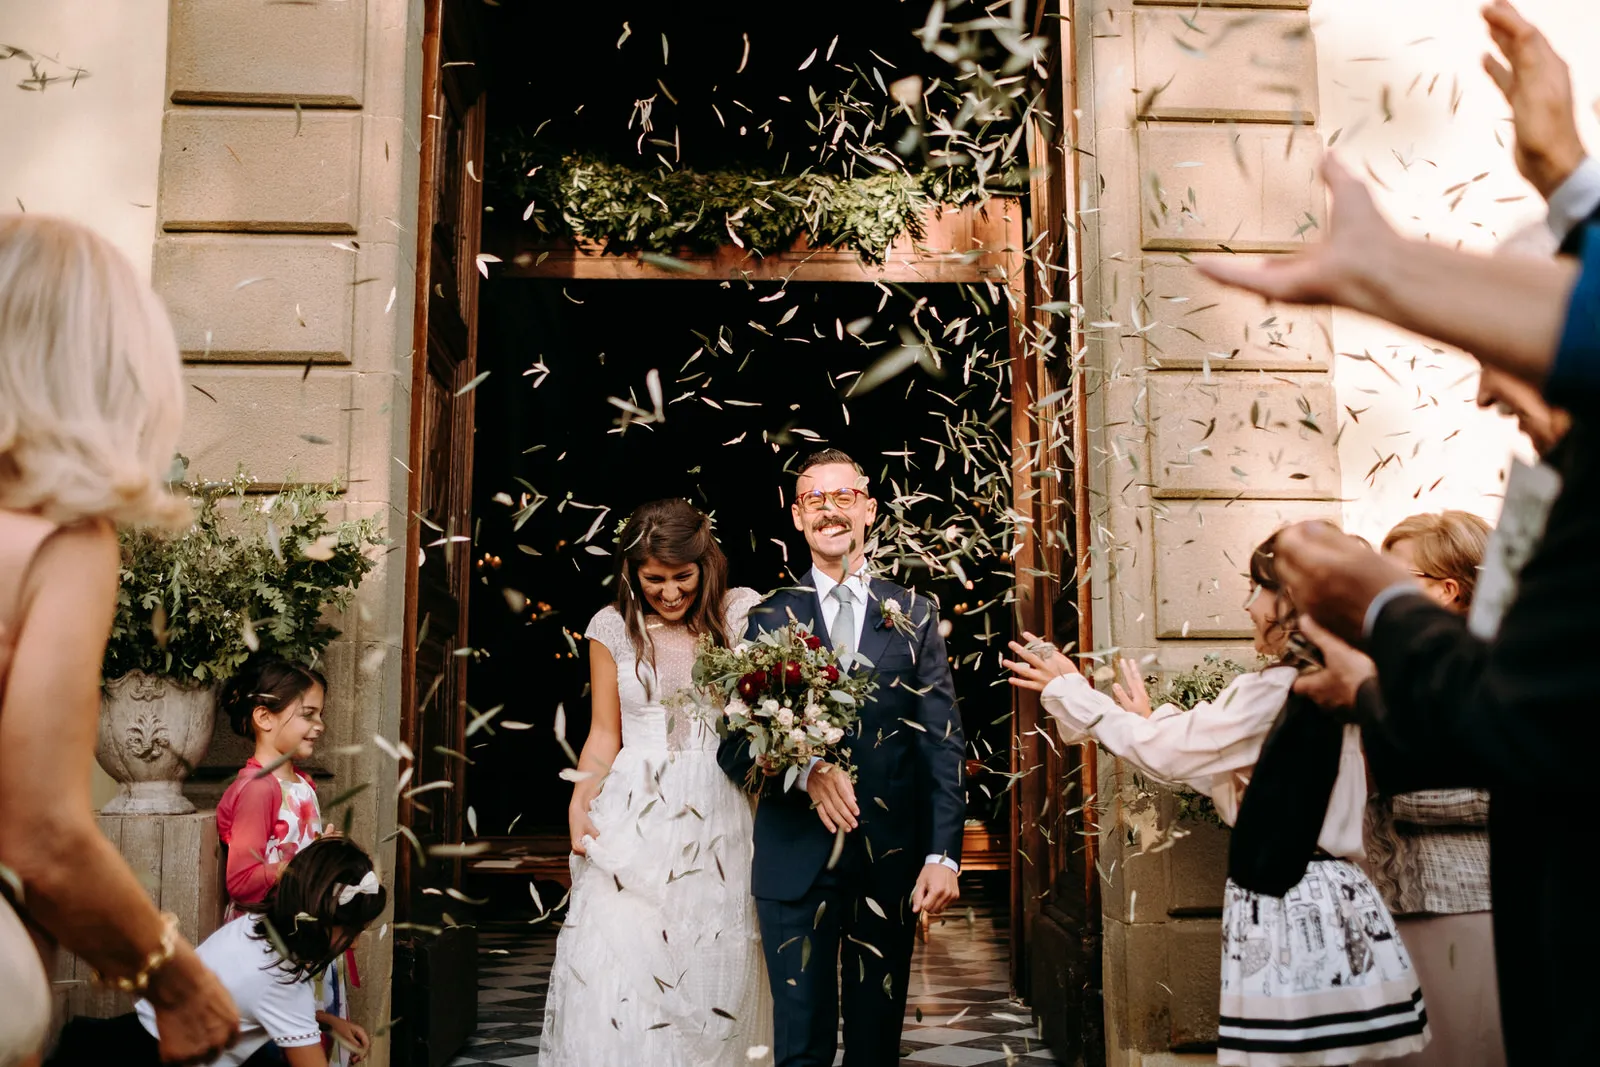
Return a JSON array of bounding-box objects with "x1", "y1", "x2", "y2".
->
[{"x1": 97, "y1": 466, "x2": 383, "y2": 814}]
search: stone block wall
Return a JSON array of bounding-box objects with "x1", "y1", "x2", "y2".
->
[
  {"x1": 1073, "y1": 1, "x2": 1336, "y2": 1061},
  {"x1": 146, "y1": 1, "x2": 426, "y2": 1058}
]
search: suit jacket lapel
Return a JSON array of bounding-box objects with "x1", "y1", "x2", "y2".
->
[{"x1": 854, "y1": 578, "x2": 896, "y2": 671}]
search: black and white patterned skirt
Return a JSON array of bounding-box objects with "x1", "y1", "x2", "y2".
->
[{"x1": 1219, "y1": 860, "x2": 1430, "y2": 1065}]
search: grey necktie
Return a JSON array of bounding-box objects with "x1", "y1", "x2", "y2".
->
[{"x1": 829, "y1": 583, "x2": 857, "y2": 660}]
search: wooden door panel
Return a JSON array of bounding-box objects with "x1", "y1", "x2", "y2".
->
[{"x1": 401, "y1": 0, "x2": 484, "y2": 917}]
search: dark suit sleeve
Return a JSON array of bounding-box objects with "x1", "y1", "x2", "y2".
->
[
  {"x1": 1368, "y1": 597, "x2": 1565, "y2": 790},
  {"x1": 715, "y1": 599, "x2": 782, "y2": 791},
  {"x1": 909, "y1": 601, "x2": 965, "y2": 866},
  {"x1": 1354, "y1": 679, "x2": 1487, "y2": 794}
]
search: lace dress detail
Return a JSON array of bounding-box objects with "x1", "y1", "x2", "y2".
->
[{"x1": 541, "y1": 589, "x2": 772, "y2": 1067}]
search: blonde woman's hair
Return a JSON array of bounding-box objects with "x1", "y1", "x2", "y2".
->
[
  {"x1": 0, "y1": 215, "x2": 186, "y2": 527},
  {"x1": 1382, "y1": 510, "x2": 1492, "y2": 609}
]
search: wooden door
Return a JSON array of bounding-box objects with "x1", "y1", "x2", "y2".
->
[
  {"x1": 400, "y1": 0, "x2": 485, "y2": 921},
  {"x1": 1011, "y1": 2, "x2": 1101, "y2": 1062}
]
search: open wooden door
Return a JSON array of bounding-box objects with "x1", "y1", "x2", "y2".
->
[
  {"x1": 1011, "y1": 1, "x2": 1102, "y2": 1062},
  {"x1": 396, "y1": 2, "x2": 485, "y2": 1063}
]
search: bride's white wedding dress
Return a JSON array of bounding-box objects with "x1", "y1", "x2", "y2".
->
[{"x1": 541, "y1": 588, "x2": 773, "y2": 1066}]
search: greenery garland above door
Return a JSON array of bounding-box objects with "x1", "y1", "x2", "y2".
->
[{"x1": 490, "y1": 136, "x2": 1026, "y2": 263}]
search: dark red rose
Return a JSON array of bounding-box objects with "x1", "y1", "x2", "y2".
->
[
  {"x1": 782, "y1": 661, "x2": 803, "y2": 686},
  {"x1": 737, "y1": 670, "x2": 767, "y2": 700},
  {"x1": 804, "y1": 633, "x2": 823, "y2": 650},
  {"x1": 824, "y1": 665, "x2": 840, "y2": 683}
]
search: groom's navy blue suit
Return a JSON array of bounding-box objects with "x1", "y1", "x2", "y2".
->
[{"x1": 717, "y1": 577, "x2": 965, "y2": 1067}]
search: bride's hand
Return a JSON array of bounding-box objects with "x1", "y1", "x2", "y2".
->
[
  {"x1": 1002, "y1": 632, "x2": 1079, "y2": 692},
  {"x1": 568, "y1": 804, "x2": 599, "y2": 855}
]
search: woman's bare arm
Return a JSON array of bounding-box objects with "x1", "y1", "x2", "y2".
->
[
  {"x1": 567, "y1": 640, "x2": 622, "y2": 853},
  {"x1": 0, "y1": 523, "x2": 237, "y2": 1062}
]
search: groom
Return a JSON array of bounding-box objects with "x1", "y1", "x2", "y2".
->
[{"x1": 717, "y1": 448, "x2": 966, "y2": 1067}]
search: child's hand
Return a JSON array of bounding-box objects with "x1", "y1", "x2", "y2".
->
[
  {"x1": 326, "y1": 1016, "x2": 371, "y2": 1063},
  {"x1": 1002, "y1": 632, "x2": 1079, "y2": 692},
  {"x1": 1111, "y1": 658, "x2": 1154, "y2": 718},
  {"x1": 320, "y1": 823, "x2": 344, "y2": 840}
]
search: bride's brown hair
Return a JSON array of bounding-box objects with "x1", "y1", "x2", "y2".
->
[{"x1": 613, "y1": 499, "x2": 732, "y2": 685}]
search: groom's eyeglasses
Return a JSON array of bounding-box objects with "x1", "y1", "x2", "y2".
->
[{"x1": 797, "y1": 488, "x2": 866, "y2": 512}]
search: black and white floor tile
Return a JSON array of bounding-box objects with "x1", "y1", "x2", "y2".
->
[{"x1": 446, "y1": 884, "x2": 1057, "y2": 1065}]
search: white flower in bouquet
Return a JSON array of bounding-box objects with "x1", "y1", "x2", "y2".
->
[
  {"x1": 760, "y1": 699, "x2": 781, "y2": 717},
  {"x1": 806, "y1": 721, "x2": 827, "y2": 739},
  {"x1": 824, "y1": 725, "x2": 845, "y2": 744},
  {"x1": 724, "y1": 697, "x2": 748, "y2": 721},
  {"x1": 787, "y1": 728, "x2": 806, "y2": 744},
  {"x1": 775, "y1": 706, "x2": 794, "y2": 727},
  {"x1": 803, "y1": 702, "x2": 824, "y2": 722}
]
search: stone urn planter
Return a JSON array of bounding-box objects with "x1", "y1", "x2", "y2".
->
[{"x1": 97, "y1": 671, "x2": 218, "y2": 815}]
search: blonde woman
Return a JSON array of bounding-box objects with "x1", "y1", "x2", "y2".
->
[
  {"x1": 0, "y1": 215, "x2": 238, "y2": 1066},
  {"x1": 1364, "y1": 512, "x2": 1503, "y2": 1067}
]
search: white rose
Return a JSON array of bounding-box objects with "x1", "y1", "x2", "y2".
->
[
  {"x1": 775, "y1": 707, "x2": 794, "y2": 727},
  {"x1": 724, "y1": 697, "x2": 748, "y2": 721},
  {"x1": 803, "y1": 702, "x2": 824, "y2": 722},
  {"x1": 824, "y1": 726, "x2": 845, "y2": 744},
  {"x1": 787, "y1": 728, "x2": 806, "y2": 744},
  {"x1": 760, "y1": 699, "x2": 781, "y2": 717},
  {"x1": 884, "y1": 598, "x2": 902, "y2": 614}
]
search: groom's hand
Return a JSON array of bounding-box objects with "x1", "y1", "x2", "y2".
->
[
  {"x1": 804, "y1": 762, "x2": 859, "y2": 833},
  {"x1": 911, "y1": 864, "x2": 959, "y2": 916}
]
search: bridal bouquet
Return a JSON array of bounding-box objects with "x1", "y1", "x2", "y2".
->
[{"x1": 692, "y1": 622, "x2": 876, "y2": 792}]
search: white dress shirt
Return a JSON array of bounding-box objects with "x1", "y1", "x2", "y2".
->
[
  {"x1": 801, "y1": 563, "x2": 959, "y2": 874},
  {"x1": 1547, "y1": 155, "x2": 1600, "y2": 244},
  {"x1": 811, "y1": 564, "x2": 870, "y2": 654}
]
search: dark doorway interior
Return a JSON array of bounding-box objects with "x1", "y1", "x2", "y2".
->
[{"x1": 463, "y1": 278, "x2": 1016, "y2": 868}]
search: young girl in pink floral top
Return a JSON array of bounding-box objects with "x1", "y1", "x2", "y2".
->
[{"x1": 216, "y1": 656, "x2": 369, "y2": 1065}]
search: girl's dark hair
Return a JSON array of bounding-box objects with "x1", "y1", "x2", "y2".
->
[
  {"x1": 241, "y1": 837, "x2": 386, "y2": 982},
  {"x1": 1248, "y1": 530, "x2": 1302, "y2": 662},
  {"x1": 220, "y1": 655, "x2": 327, "y2": 739},
  {"x1": 612, "y1": 499, "x2": 731, "y2": 691}
]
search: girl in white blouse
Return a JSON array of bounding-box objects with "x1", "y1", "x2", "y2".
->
[
  {"x1": 49, "y1": 838, "x2": 386, "y2": 1067},
  {"x1": 1004, "y1": 532, "x2": 1429, "y2": 1067}
]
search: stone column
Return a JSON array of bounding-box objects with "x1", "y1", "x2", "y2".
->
[
  {"x1": 1073, "y1": 1, "x2": 1337, "y2": 1063},
  {"x1": 148, "y1": 2, "x2": 424, "y2": 1062}
]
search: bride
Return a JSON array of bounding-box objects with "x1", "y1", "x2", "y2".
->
[{"x1": 541, "y1": 498, "x2": 773, "y2": 1065}]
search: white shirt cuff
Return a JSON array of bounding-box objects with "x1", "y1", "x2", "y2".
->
[
  {"x1": 1547, "y1": 156, "x2": 1600, "y2": 242},
  {"x1": 1363, "y1": 583, "x2": 1427, "y2": 639},
  {"x1": 924, "y1": 854, "x2": 960, "y2": 873},
  {"x1": 797, "y1": 756, "x2": 822, "y2": 790}
]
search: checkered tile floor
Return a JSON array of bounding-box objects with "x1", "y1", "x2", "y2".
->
[{"x1": 447, "y1": 882, "x2": 1058, "y2": 1065}]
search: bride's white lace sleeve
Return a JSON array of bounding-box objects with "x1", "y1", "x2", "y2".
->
[
  {"x1": 584, "y1": 605, "x2": 631, "y2": 663},
  {"x1": 722, "y1": 587, "x2": 765, "y2": 645}
]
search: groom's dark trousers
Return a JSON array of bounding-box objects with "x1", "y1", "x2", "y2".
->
[
  {"x1": 756, "y1": 835, "x2": 917, "y2": 1066},
  {"x1": 718, "y1": 580, "x2": 966, "y2": 1067}
]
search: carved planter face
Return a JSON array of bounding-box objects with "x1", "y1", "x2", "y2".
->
[{"x1": 97, "y1": 671, "x2": 219, "y2": 815}]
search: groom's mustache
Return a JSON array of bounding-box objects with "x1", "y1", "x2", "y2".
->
[{"x1": 812, "y1": 515, "x2": 852, "y2": 533}]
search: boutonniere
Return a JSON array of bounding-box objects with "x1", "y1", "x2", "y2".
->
[{"x1": 877, "y1": 597, "x2": 916, "y2": 637}]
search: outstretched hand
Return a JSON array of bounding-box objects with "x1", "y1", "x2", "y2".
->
[
  {"x1": 1111, "y1": 658, "x2": 1153, "y2": 718},
  {"x1": 1002, "y1": 631, "x2": 1079, "y2": 692},
  {"x1": 1198, "y1": 157, "x2": 1399, "y2": 310},
  {"x1": 1482, "y1": 0, "x2": 1586, "y2": 198}
]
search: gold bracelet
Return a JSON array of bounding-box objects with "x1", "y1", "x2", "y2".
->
[{"x1": 92, "y1": 911, "x2": 181, "y2": 994}]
